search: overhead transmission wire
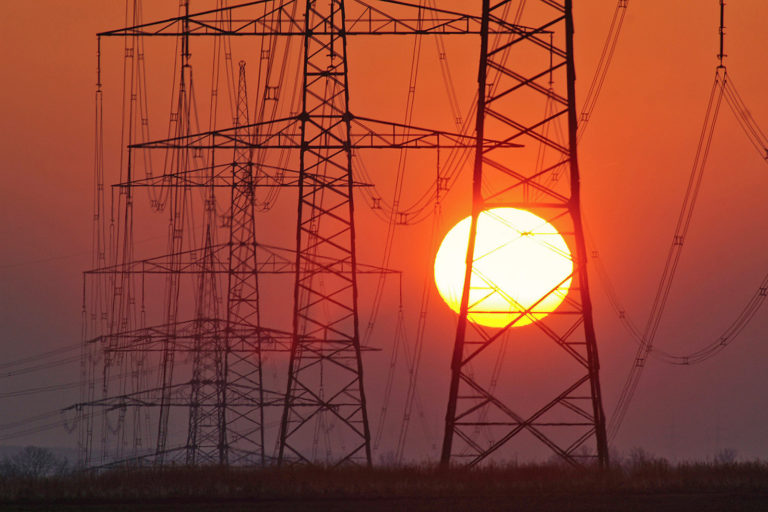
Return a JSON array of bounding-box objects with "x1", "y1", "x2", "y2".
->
[
  {"x1": 181, "y1": 36, "x2": 209, "y2": 257},
  {"x1": 350, "y1": 2, "x2": 477, "y2": 226},
  {"x1": 490, "y1": 0, "x2": 765, "y2": 437},
  {"x1": 134, "y1": 1, "x2": 164, "y2": 212},
  {"x1": 83, "y1": 0, "x2": 631, "y2": 461},
  {"x1": 0, "y1": 0, "x2": 631, "y2": 462},
  {"x1": 0, "y1": 408, "x2": 112, "y2": 443},
  {"x1": 0, "y1": 364, "x2": 159, "y2": 400},
  {"x1": 0, "y1": 344, "x2": 83, "y2": 434},
  {"x1": 118, "y1": 0, "x2": 194, "y2": 463},
  {"x1": 393, "y1": 206, "x2": 443, "y2": 462},
  {"x1": 372, "y1": 278, "x2": 405, "y2": 452},
  {"x1": 185, "y1": 0, "x2": 234, "y2": 251},
  {"x1": 391, "y1": 16, "x2": 466, "y2": 462},
  {"x1": 105, "y1": 0, "x2": 148, "y2": 462},
  {"x1": 721, "y1": 76, "x2": 768, "y2": 162},
  {"x1": 362, "y1": 3, "x2": 426, "y2": 349},
  {"x1": 103, "y1": 0, "x2": 145, "y2": 369},
  {"x1": 577, "y1": 0, "x2": 629, "y2": 141},
  {"x1": 209, "y1": 0, "x2": 303, "y2": 226},
  {"x1": 588, "y1": 206, "x2": 768, "y2": 369},
  {"x1": 607, "y1": 67, "x2": 728, "y2": 441},
  {"x1": 0, "y1": 343, "x2": 81, "y2": 372},
  {"x1": 584, "y1": 2, "x2": 768, "y2": 439},
  {"x1": 0, "y1": 348, "x2": 147, "y2": 442},
  {"x1": 390, "y1": 60, "x2": 469, "y2": 454},
  {"x1": 0, "y1": 355, "x2": 81, "y2": 380},
  {"x1": 393, "y1": 0, "x2": 528, "y2": 459},
  {"x1": 0, "y1": 411, "x2": 65, "y2": 433},
  {"x1": 252, "y1": 0, "x2": 302, "y2": 212},
  {"x1": 372, "y1": 0, "x2": 480, "y2": 459},
  {"x1": 350, "y1": 2, "x2": 530, "y2": 225},
  {"x1": 580, "y1": 5, "x2": 768, "y2": 365},
  {"x1": 200, "y1": 0, "x2": 232, "y2": 243},
  {"x1": 522, "y1": 0, "x2": 628, "y2": 201},
  {"x1": 85, "y1": 14, "x2": 108, "y2": 467},
  {"x1": 0, "y1": 412, "x2": 73, "y2": 443},
  {"x1": 588, "y1": 76, "x2": 768, "y2": 367},
  {"x1": 78, "y1": 0, "x2": 228, "y2": 464}
]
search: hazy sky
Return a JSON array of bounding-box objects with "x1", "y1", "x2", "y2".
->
[{"x1": 1, "y1": 1, "x2": 768, "y2": 463}]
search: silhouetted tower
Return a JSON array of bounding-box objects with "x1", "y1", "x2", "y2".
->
[
  {"x1": 441, "y1": 0, "x2": 609, "y2": 468},
  {"x1": 220, "y1": 61, "x2": 268, "y2": 465},
  {"x1": 278, "y1": 0, "x2": 372, "y2": 466},
  {"x1": 186, "y1": 227, "x2": 225, "y2": 465},
  {"x1": 185, "y1": 61, "x2": 268, "y2": 465}
]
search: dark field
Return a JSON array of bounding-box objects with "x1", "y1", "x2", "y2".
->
[{"x1": 2, "y1": 462, "x2": 768, "y2": 511}]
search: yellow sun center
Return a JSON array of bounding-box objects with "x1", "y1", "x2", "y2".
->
[{"x1": 433, "y1": 208, "x2": 573, "y2": 328}]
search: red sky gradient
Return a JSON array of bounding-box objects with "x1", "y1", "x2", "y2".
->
[{"x1": 1, "y1": 1, "x2": 768, "y2": 462}]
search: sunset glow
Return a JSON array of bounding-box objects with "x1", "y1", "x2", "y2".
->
[{"x1": 434, "y1": 208, "x2": 573, "y2": 328}]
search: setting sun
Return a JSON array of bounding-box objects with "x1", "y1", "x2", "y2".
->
[{"x1": 434, "y1": 208, "x2": 573, "y2": 328}]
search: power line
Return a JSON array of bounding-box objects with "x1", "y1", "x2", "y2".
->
[
  {"x1": 608, "y1": 67, "x2": 728, "y2": 441},
  {"x1": 0, "y1": 343, "x2": 80, "y2": 371}
]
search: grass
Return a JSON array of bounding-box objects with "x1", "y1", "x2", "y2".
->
[{"x1": 2, "y1": 461, "x2": 768, "y2": 511}]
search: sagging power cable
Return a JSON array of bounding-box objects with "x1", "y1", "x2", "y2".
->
[
  {"x1": 608, "y1": 67, "x2": 728, "y2": 440},
  {"x1": 593, "y1": 2, "x2": 768, "y2": 440}
]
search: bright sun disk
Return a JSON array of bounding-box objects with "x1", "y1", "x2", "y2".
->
[{"x1": 434, "y1": 208, "x2": 573, "y2": 328}]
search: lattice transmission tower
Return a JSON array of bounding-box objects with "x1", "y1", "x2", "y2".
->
[{"x1": 441, "y1": 0, "x2": 609, "y2": 468}]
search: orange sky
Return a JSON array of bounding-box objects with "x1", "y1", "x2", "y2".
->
[{"x1": 1, "y1": 1, "x2": 768, "y2": 462}]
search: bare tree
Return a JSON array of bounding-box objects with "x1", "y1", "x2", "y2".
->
[{"x1": 0, "y1": 446, "x2": 68, "y2": 478}]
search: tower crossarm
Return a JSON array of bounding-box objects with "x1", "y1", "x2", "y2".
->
[
  {"x1": 128, "y1": 115, "x2": 520, "y2": 151},
  {"x1": 113, "y1": 162, "x2": 313, "y2": 189},
  {"x1": 66, "y1": 382, "x2": 287, "y2": 410},
  {"x1": 97, "y1": 0, "x2": 530, "y2": 38},
  {"x1": 84, "y1": 242, "x2": 398, "y2": 276},
  {"x1": 85, "y1": 319, "x2": 294, "y2": 353}
]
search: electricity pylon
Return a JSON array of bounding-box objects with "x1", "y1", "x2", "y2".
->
[
  {"x1": 276, "y1": 0, "x2": 372, "y2": 466},
  {"x1": 441, "y1": 0, "x2": 609, "y2": 468}
]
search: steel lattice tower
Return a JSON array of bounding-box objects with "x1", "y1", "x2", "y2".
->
[
  {"x1": 219, "y1": 61, "x2": 268, "y2": 465},
  {"x1": 277, "y1": 0, "x2": 371, "y2": 466},
  {"x1": 186, "y1": 61, "x2": 269, "y2": 465},
  {"x1": 441, "y1": 0, "x2": 608, "y2": 468}
]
